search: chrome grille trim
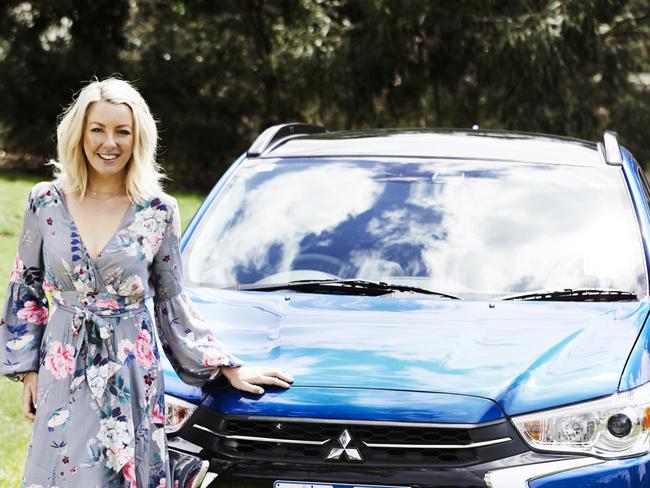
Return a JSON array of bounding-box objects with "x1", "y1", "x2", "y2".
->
[
  {"x1": 193, "y1": 424, "x2": 330, "y2": 446},
  {"x1": 362, "y1": 437, "x2": 512, "y2": 449},
  {"x1": 229, "y1": 414, "x2": 504, "y2": 429}
]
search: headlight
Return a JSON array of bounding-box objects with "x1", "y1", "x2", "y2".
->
[
  {"x1": 165, "y1": 394, "x2": 197, "y2": 434},
  {"x1": 513, "y1": 382, "x2": 650, "y2": 458}
]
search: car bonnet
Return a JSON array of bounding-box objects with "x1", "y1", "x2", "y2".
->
[{"x1": 169, "y1": 288, "x2": 650, "y2": 416}]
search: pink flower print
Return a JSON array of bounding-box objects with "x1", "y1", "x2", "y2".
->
[
  {"x1": 202, "y1": 352, "x2": 226, "y2": 367},
  {"x1": 96, "y1": 298, "x2": 120, "y2": 310},
  {"x1": 152, "y1": 401, "x2": 165, "y2": 425},
  {"x1": 46, "y1": 217, "x2": 53, "y2": 226},
  {"x1": 135, "y1": 329, "x2": 155, "y2": 369},
  {"x1": 123, "y1": 457, "x2": 137, "y2": 486},
  {"x1": 156, "y1": 479, "x2": 167, "y2": 488},
  {"x1": 10, "y1": 254, "x2": 23, "y2": 282},
  {"x1": 17, "y1": 300, "x2": 48, "y2": 325},
  {"x1": 43, "y1": 278, "x2": 54, "y2": 292},
  {"x1": 45, "y1": 341, "x2": 75, "y2": 379}
]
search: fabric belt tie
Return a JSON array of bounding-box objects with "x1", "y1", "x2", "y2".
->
[{"x1": 52, "y1": 291, "x2": 145, "y2": 404}]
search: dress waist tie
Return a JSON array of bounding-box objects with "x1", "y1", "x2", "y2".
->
[{"x1": 51, "y1": 291, "x2": 146, "y2": 403}]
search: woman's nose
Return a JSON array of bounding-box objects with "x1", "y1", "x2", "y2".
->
[{"x1": 101, "y1": 133, "x2": 117, "y2": 148}]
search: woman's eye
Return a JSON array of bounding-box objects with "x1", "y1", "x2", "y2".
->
[
  {"x1": 118, "y1": 130, "x2": 131, "y2": 136},
  {"x1": 90, "y1": 127, "x2": 102, "y2": 133}
]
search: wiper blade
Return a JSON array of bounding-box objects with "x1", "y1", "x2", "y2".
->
[
  {"x1": 235, "y1": 279, "x2": 461, "y2": 299},
  {"x1": 501, "y1": 288, "x2": 638, "y2": 302}
]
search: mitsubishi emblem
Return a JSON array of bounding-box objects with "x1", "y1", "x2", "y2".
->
[{"x1": 326, "y1": 429, "x2": 363, "y2": 462}]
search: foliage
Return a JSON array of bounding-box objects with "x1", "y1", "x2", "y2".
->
[{"x1": 0, "y1": 1, "x2": 648, "y2": 190}]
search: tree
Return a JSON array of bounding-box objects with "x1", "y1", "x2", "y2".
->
[
  {"x1": 0, "y1": 0, "x2": 648, "y2": 189},
  {"x1": 0, "y1": 0, "x2": 129, "y2": 155}
]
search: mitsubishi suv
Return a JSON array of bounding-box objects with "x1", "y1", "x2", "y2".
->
[{"x1": 163, "y1": 125, "x2": 650, "y2": 488}]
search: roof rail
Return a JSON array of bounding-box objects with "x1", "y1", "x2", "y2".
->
[
  {"x1": 247, "y1": 123, "x2": 327, "y2": 157},
  {"x1": 603, "y1": 131, "x2": 623, "y2": 165}
]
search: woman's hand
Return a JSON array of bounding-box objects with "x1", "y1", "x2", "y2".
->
[
  {"x1": 22, "y1": 371, "x2": 38, "y2": 421},
  {"x1": 220, "y1": 366, "x2": 294, "y2": 395}
]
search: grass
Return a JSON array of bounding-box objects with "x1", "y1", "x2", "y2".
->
[
  {"x1": 0, "y1": 171, "x2": 205, "y2": 487},
  {"x1": 0, "y1": 172, "x2": 41, "y2": 485}
]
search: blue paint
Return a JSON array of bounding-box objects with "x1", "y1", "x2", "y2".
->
[
  {"x1": 620, "y1": 148, "x2": 650, "y2": 295},
  {"x1": 163, "y1": 288, "x2": 650, "y2": 417},
  {"x1": 203, "y1": 385, "x2": 503, "y2": 423}
]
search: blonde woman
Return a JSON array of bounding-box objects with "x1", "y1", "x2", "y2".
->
[{"x1": 0, "y1": 78, "x2": 292, "y2": 487}]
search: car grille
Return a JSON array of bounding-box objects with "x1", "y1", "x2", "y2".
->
[{"x1": 180, "y1": 409, "x2": 527, "y2": 468}]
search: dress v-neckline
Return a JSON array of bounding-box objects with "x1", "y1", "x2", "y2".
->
[{"x1": 54, "y1": 183, "x2": 134, "y2": 264}]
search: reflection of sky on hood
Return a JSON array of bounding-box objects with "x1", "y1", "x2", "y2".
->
[
  {"x1": 186, "y1": 158, "x2": 646, "y2": 298},
  {"x1": 191, "y1": 291, "x2": 650, "y2": 414}
]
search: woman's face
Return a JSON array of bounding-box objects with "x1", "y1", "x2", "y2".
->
[{"x1": 83, "y1": 101, "x2": 134, "y2": 180}]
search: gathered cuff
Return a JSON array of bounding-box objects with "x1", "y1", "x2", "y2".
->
[
  {"x1": 1, "y1": 281, "x2": 48, "y2": 380},
  {"x1": 153, "y1": 291, "x2": 243, "y2": 387}
]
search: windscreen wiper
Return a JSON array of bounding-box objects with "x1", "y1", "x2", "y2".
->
[
  {"x1": 234, "y1": 279, "x2": 461, "y2": 299},
  {"x1": 501, "y1": 288, "x2": 638, "y2": 302}
]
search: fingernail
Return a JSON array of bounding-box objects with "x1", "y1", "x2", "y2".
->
[{"x1": 258, "y1": 388, "x2": 264, "y2": 394}]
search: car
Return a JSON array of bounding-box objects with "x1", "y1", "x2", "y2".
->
[{"x1": 162, "y1": 124, "x2": 650, "y2": 488}]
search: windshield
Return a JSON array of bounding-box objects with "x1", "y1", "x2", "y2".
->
[{"x1": 183, "y1": 158, "x2": 647, "y2": 299}]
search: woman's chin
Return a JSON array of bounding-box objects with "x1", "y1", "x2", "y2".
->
[{"x1": 89, "y1": 158, "x2": 128, "y2": 177}]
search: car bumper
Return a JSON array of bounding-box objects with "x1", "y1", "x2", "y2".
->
[
  {"x1": 167, "y1": 402, "x2": 650, "y2": 488},
  {"x1": 167, "y1": 440, "x2": 650, "y2": 488}
]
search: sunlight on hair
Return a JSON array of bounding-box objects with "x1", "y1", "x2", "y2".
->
[{"x1": 50, "y1": 77, "x2": 166, "y2": 204}]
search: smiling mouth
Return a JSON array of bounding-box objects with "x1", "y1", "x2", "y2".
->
[{"x1": 98, "y1": 154, "x2": 119, "y2": 161}]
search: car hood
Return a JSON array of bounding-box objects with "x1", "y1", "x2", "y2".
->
[{"x1": 169, "y1": 288, "x2": 650, "y2": 416}]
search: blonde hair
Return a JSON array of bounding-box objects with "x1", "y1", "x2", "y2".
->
[{"x1": 52, "y1": 77, "x2": 165, "y2": 203}]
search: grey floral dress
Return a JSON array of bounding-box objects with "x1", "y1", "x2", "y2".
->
[{"x1": 0, "y1": 182, "x2": 241, "y2": 488}]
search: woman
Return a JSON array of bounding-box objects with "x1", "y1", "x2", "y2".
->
[{"x1": 0, "y1": 78, "x2": 293, "y2": 487}]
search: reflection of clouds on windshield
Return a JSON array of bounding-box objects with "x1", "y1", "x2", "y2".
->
[
  {"x1": 189, "y1": 159, "x2": 645, "y2": 296},
  {"x1": 372, "y1": 163, "x2": 643, "y2": 295},
  {"x1": 196, "y1": 164, "x2": 382, "y2": 284}
]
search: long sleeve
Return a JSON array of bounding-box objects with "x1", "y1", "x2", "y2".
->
[
  {"x1": 152, "y1": 197, "x2": 242, "y2": 386},
  {"x1": 0, "y1": 184, "x2": 49, "y2": 380}
]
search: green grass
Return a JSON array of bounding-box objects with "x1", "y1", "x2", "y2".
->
[
  {"x1": 0, "y1": 171, "x2": 41, "y2": 486},
  {"x1": 0, "y1": 172, "x2": 205, "y2": 486}
]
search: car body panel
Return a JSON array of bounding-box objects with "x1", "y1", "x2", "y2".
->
[
  {"x1": 201, "y1": 384, "x2": 504, "y2": 423},
  {"x1": 163, "y1": 287, "x2": 650, "y2": 418},
  {"x1": 264, "y1": 130, "x2": 604, "y2": 166},
  {"x1": 620, "y1": 149, "x2": 650, "y2": 291}
]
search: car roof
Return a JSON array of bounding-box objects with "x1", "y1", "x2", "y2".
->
[{"x1": 258, "y1": 129, "x2": 606, "y2": 166}]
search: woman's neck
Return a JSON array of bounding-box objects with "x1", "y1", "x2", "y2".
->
[{"x1": 86, "y1": 171, "x2": 126, "y2": 194}]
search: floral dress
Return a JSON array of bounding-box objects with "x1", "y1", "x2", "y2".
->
[{"x1": 0, "y1": 182, "x2": 241, "y2": 488}]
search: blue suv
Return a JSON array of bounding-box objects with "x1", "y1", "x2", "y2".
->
[{"x1": 163, "y1": 125, "x2": 650, "y2": 487}]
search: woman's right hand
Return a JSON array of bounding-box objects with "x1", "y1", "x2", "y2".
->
[{"x1": 22, "y1": 371, "x2": 38, "y2": 421}]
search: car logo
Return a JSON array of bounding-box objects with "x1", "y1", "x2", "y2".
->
[{"x1": 326, "y1": 429, "x2": 363, "y2": 462}]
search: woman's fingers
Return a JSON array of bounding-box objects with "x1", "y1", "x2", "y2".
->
[
  {"x1": 263, "y1": 369, "x2": 294, "y2": 383},
  {"x1": 251, "y1": 375, "x2": 292, "y2": 389},
  {"x1": 232, "y1": 378, "x2": 265, "y2": 395},
  {"x1": 223, "y1": 366, "x2": 294, "y2": 395},
  {"x1": 23, "y1": 382, "x2": 35, "y2": 421}
]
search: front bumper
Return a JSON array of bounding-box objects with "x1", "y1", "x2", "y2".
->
[
  {"x1": 167, "y1": 403, "x2": 650, "y2": 487},
  {"x1": 169, "y1": 437, "x2": 650, "y2": 488},
  {"x1": 185, "y1": 455, "x2": 650, "y2": 488}
]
